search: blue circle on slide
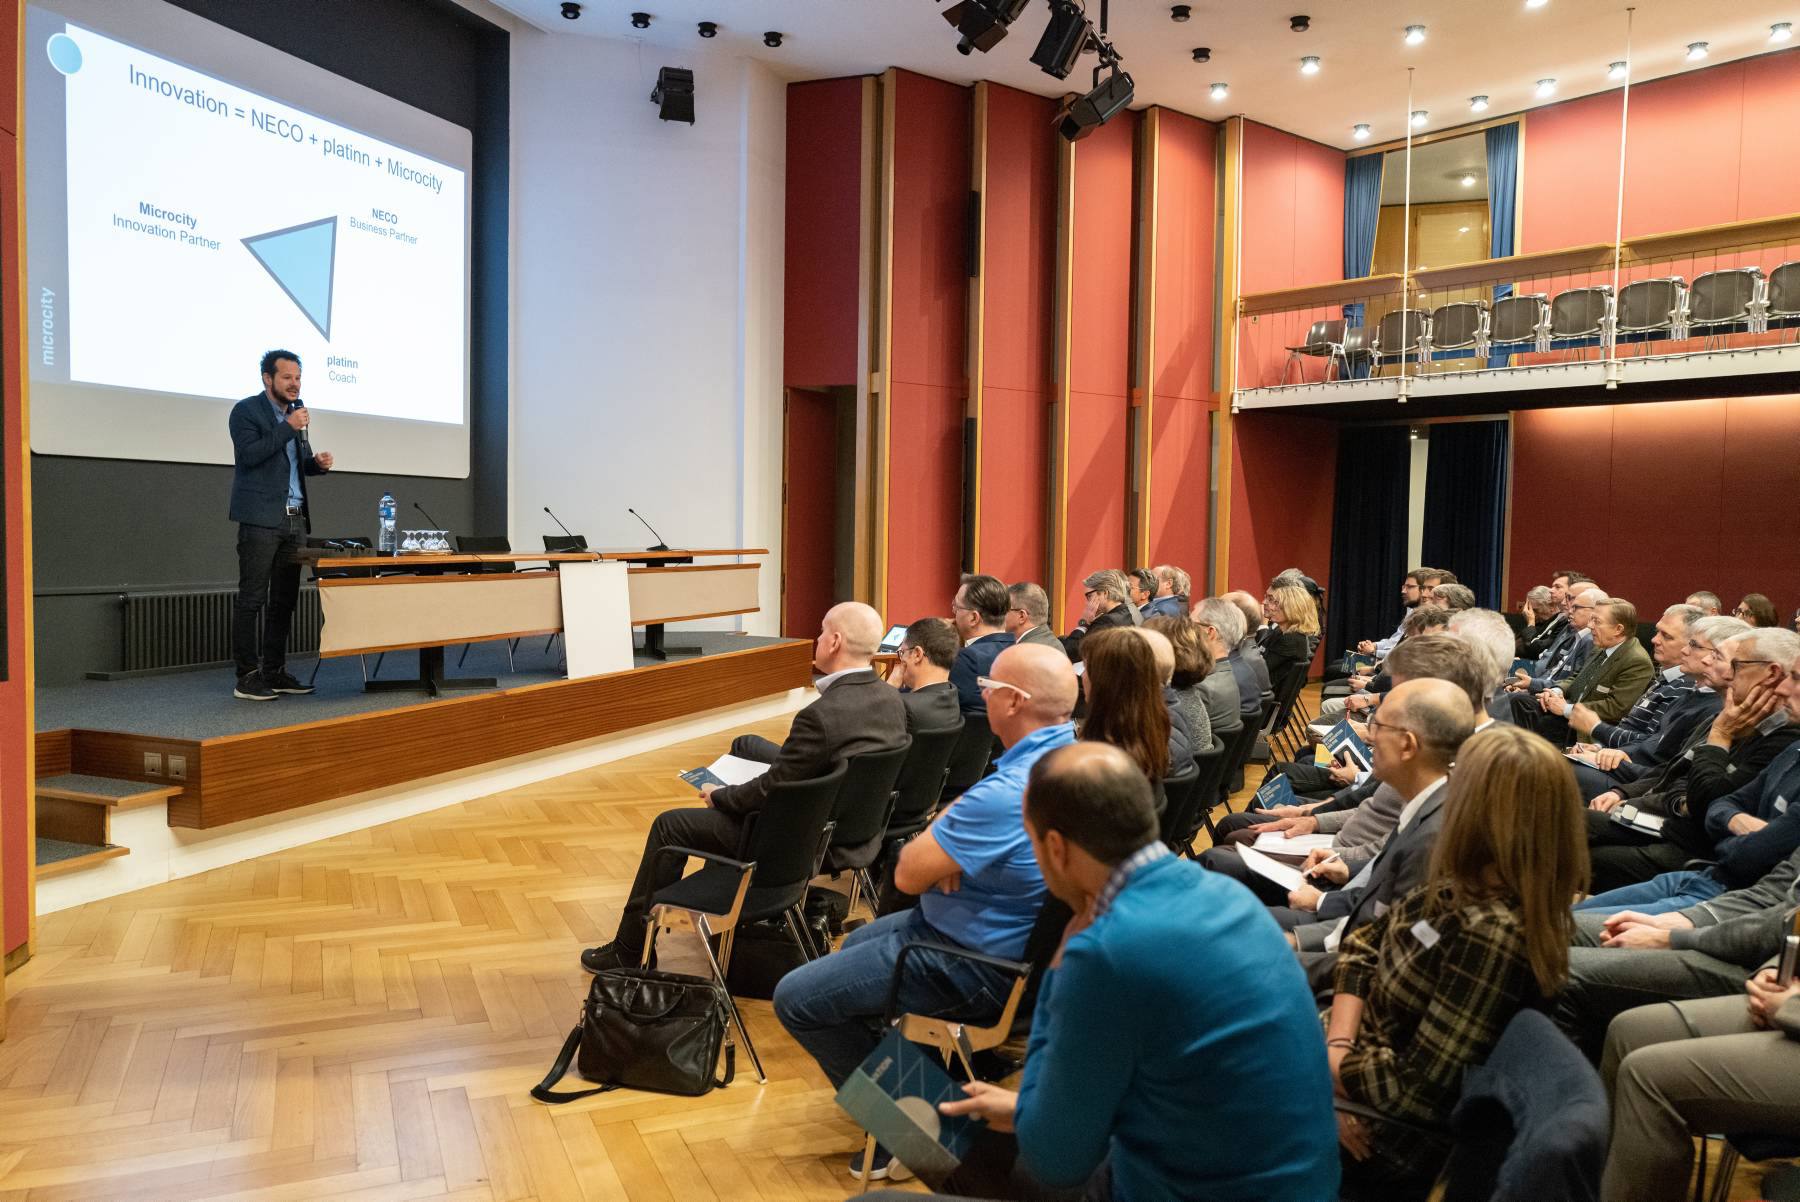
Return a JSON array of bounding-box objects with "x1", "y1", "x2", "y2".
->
[{"x1": 47, "y1": 33, "x2": 83, "y2": 76}]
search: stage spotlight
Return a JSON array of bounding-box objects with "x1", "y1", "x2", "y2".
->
[
  {"x1": 560, "y1": 1, "x2": 581, "y2": 18},
  {"x1": 630, "y1": 11, "x2": 651, "y2": 28},
  {"x1": 1056, "y1": 67, "x2": 1133, "y2": 142},
  {"x1": 763, "y1": 31, "x2": 783, "y2": 47},
  {"x1": 652, "y1": 66, "x2": 695, "y2": 123},
  {"x1": 1031, "y1": 0, "x2": 1091, "y2": 79},
  {"x1": 942, "y1": 0, "x2": 1030, "y2": 56}
]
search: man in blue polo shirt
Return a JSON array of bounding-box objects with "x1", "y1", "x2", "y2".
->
[{"x1": 773, "y1": 642, "x2": 1078, "y2": 1183}]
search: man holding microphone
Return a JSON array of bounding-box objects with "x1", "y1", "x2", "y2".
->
[{"x1": 228, "y1": 349, "x2": 333, "y2": 701}]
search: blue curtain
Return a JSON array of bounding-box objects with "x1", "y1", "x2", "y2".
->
[
  {"x1": 1342, "y1": 154, "x2": 1384, "y2": 334},
  {"x1": 1421, "y1": 421, "x2": 1509, "y2": 610},
  {"x1": 1485, "y1": 123, "x2": 1521, "y2": 365},
  {"x1": 1325, "y1": 426, "x2": 1411, "y2": 660}
]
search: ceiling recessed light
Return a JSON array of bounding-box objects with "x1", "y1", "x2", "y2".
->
[
  {"x1": 1525, "y1": 0, "x2": 1548, "y2": 8},
  {"x1": 1535, "y1": 77, "x2": 1557, "y2": 97},
  {"x1": 1210, "y1": 81, "x2": 1229, "y2": 100},
  {"x1": 1191, "y1": 46, "x2": 1211, "y2": 63},
  {"x1": 1170, "y1": 4, "x2": 1191, "y2": 21},
  {"x1": 1773, "y1": 22, "x2": 1793, "y2": 42},
  {"x1": 1404, "y1": 24, "x2": 1426, "y2": 45},
  {"x1": 630, "y1": 10, "x2": 650, "y2": 27},
  {"x1": 1410, "y1": 109, "x2": 1428, "y2": 127},
  {"x1": 1289, "y1": 14, "x2": 1311, "y2": 32},
  {"x1": 1352, "y1": 122, "x2": 1371, "y2": 140},
  {"x1": 763, "y1": 30, "x2": 783, "y2": 47},
  {"x1": 1458, "y1": 225, "x2": 1471, "y2": 233},
  {"x1": 1607, "y1": 60, "x2": 1628, "y2": 80},
  {"x1": 1686, "y1": 41, "x2": 1709, "y2": 60},
  {"x1": 1460, "y1": 173, "x2": 1476, "y2": 187},
  {"x1": 698, "y1": 20, "x2": 718, "y2": 38},
  {"x1": 1469, "y1": 94, "x2": 1489, "y2": 112},
  {"x1": 1300, "y1": 55, "x2": 1321, "y2": 74}
]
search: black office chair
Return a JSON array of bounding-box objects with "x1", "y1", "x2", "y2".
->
[
  {"x1": 818, "y1": 741, "x2": 912, "y2": 920},
  {"x1": 1154, "y1": 756, "x2": 1203, "y2": 847},
  {"x1": 543, "y1": 534, "x2": 588, "y2": 553},
  {"x1": 643, "y1": 761, "x2": 846, "y2": 1085},
  {"x1": 940, "y1": 712, "x2": 997, "y2": 803}
]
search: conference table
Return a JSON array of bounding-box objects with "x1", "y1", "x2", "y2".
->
[{"x1": 310, "y1": 548, "x2": 767, "y2": 694}]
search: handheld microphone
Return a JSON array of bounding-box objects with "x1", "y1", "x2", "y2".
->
[
  {"x1": 289, "y1": 399, "x2": 310, "y2": 447},
  {"x1": 543, "y1": 506, "x2": 575, "y2": 538},
  {"x1": 627, "y1": 507, "x2": 672, "y2": 552},
  {"x1": 413, "y1": 501, "x2": 444, "y2": 529}
]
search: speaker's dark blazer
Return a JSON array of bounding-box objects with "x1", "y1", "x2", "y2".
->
[
  {"x1": 709, "y1": 669, "x2": 909, "y2": 817},
  {"x1": 228, "y1": 392, "x2": 327, "y2": 530}
]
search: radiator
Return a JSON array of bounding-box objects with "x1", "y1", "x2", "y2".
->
[{"x1": 122, "y1": 587, "x2": 323, "y2": 672}]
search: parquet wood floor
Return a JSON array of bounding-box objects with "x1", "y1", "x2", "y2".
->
[{"x1": 2, "y1": 690, "x2": 1775, "y2": 1200}]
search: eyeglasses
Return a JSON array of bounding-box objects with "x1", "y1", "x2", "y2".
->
[
  {"x1": 1685, "y1": 639, "x2": 1723, "y2": 663},
  {"x1": 1571, "y1": 604, "x2": 1596, "y2": 614},
  {"x1": 977, "y1": 676, "x2": 1032, "y2": 700},
  {"x1": 1363, "y1": 713, "x2": 1415, "y2": 740},
  {"x1": 1730, "y1": 658, "x2": 1774, "y2": 677},
  {"x1": 1735, "y1": 605, "x2": 1753, "y2": 617}
]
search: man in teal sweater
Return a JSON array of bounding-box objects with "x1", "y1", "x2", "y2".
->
[{"x1": 939, "y1": 741, "x2": 1339, "y2": 1201}]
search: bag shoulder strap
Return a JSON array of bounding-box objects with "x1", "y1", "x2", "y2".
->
[{"x1": 530, "y1": 1026, "x2": 621, "y2": 1105}]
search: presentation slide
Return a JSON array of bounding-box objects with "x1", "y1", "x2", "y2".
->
[{"x1": 25, "y1": 0, "x2": 473, "y2": 477}]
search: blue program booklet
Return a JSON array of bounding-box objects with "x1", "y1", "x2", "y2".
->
[
  {"x1": 835, "y1": 1028, "x2": 983, "y2": 1184},
  {"x1": 1252, "y1": 772, "x2": 1297, "y2": 811},
  {"x1": 1318, "y1": 719, "x2": 1372, "y2": 772},
  {"x1": 1345, "y1": 651, "x2": 1378, "y2": 675},
  {"x1": 1510, "y1": 656, "x2": 1535, "y2": 676}
]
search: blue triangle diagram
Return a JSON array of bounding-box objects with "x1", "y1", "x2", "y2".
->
[{"x1": 242, "y1": 216, "x2": 337, "y2": 340}]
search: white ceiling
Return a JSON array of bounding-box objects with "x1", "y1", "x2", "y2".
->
[
  {"x1": 485, "y1": 0, "x2": 1796, "y2": 150},
  {"x1": 1377, "y1": 132, "x2": 1488, "y2": 204}
]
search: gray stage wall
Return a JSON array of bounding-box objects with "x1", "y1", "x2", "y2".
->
[{"x1": 32, "y1": 0, "x2": 510, "y2": 685}]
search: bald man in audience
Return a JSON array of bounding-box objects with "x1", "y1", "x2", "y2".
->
[
  {"x1": 776, "y1": 643, "x2": 1079, "y2": 1182},
  {"x1": 580, "y1": 601, "x2": 908, "y2": 973}
]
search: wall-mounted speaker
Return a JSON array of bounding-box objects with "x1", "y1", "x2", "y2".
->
[{"x1": 652, "y1": 67, "x2": 695, "y2": 124}]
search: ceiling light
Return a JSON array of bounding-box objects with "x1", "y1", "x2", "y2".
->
[
  {"x1": 1525, "y1": 0, "x2": 1548, "y2": 8},
  {"x1": 1686, "y1": 41, "x2": 1709, "y2": 60},
  {"x1": 1469, "y1": 94, "x2": 1489, "y2": 112},
  {"x1": 1607, "y1": 60, "x2": 1628, "y2": 80},
  {"x1": 697, "y1": 20, "x2": 717, "y2": 37},
  {"x1": 1210, "y1": 81, "x2": 1229, "y2": 100},
  {"x1": 1352, "y1": 122, "x2": 1371, "y2": 140},
  {"x1": 762, "y1": 31, "x2": 783, "y2": 48},
  {"x1": 630, "y1": 10, "x2": 650, "y2": 27},
  {"x1": 1289, "y1": 14, "x2": 1311, "y2": 32},
  {"x1": 1191, "y1": 46, "x2": 1211, "y2": 63},
  {"x1": 1300, "y1": 55, "x2": 1321, "y2": 74},
  {"x1": 1170, "y1": 4, "x2": 1191, "y2": 21},
  {"x1": 941, "y1": 0, "x2": 1030, "y2": 56},
  {"x1": 1460, "y1": 173, "x2": 1476, "y2": 187},
  {"x1": 1031, "y1": 0, "x2": 1091, "y2": 79},
  {"x1": 1057, "y1": 67, "x2": 1134, "y2": 142},
  {"x1": 1535, "y1": 77, "x2": 1556, "y2": 97},
  {"x1": 1410, "y1": 109, "x2": 1428, "y2": 127},
  {"x1": 1773, "y1": 22, "x2": 1793, "y2": 42},
  {"x1": 1458, "y1": 226, "x2": 1471, "y2": 233},
  {"x1": 1404, "y1": 24, "x2": 1426, "y2": 45},
  {"x1": 561, "y1": 1, "x2": 581, "y2": 17}
]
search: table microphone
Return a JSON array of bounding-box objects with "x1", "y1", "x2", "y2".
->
[
  {"x1": 628, "y1": 507, "x2": 672, "y2": 552},
  {"x1": 544, "y1": 506, "x2": 576, "y2": 538},
  {"x1": 413, "y1": 501, "x2": 445, "y2": 529}
]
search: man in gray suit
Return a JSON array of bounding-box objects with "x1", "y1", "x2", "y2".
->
[
  {"x1": 1004, "y1": 582, "x2": 1069, "y2": 657},
  {"x1": 581, "y1": 601, "x2": 908, "y2": 972},
  {"x1": 887, "y1": 617, "x2": 963, "y2": 733}
]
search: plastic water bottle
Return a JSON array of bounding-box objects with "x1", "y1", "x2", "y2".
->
[{"x1": 378, "y1": 493, "x2": 397, "y2": 553}]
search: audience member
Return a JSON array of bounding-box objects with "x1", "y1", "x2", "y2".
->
[
  {"x1": 936, "y1": 742, "x2": 1340, "y2": 1202},
  {"x1": 1004, "y1": 582, "x2": 1068, "y2": 655},
  {"x1": 1062, "y1": 569, "x2": 1134, "y2": 662},
  {"x1": 1444, "y1": 608, "x2": 1516, "y2": 717},
  {"x1": 1354, "y1": 567, "x2": 1433, "y2": 660},
  {"x1": 1144, "y1": 614, "x2": 1215, "y2": 755},
  {"x1": 1427, "y1": 582, "x2": 1476, "y2": 612},
  {"x1": 1518, "y1": 585, "x2": 1558, "y2": 649},
  {"x1": 1076, "y1": 627, "x2": 1192, "y2": 811},
  {"x1": 1566, "y1": 604, "x2": 1706, "y2": 751},
  {"x1": 886, "y1": 617, "x2": 963, "y2": 732},
  {"x1": 1512, "y1": 597, "x2": 1652, "y2": 737},
  {"x1": 1512, "y1": 582, "x2": 1602, "y2": 691},
  {"x1": 773, "y1": 643, "x2": 1078, "y2": 1182},
  {"x1": 1145, "y1": 564, "x2": 1190, "y2": 619},
  {"x1": 1195, "y1": 596, "x2": 1264, "y2": 719},
  {"x1": 1261, "y1": 583, "x2": 1321, "y2": 683},
  {"x1": 1326, "y1": 724, "x2": 1587, "y2": 1193},
  {"x1": 1585, "y1": 624, "x2": 1793, "y2": 891},
  {"x1": 580, "y1": 602, "x2": 907, "y2": 972},
  {"x1": 1686, "y1": 590, "x2": 1723, "y2": 616},
  {"x1": 1599, "y1": 966, "x2": 1800, "y2": 1202},
  {"x1": 1518, "y1": 569, "x2": 1583, "y2": 660},
  {"x1": 1186, "y1": 601, "x2": 1248, "y2": 735},
  {"x1": 1125, "y1": 568, "x2": 1156, "y2": 623},
  {"x1": 1737, "y1": 592, "x2": 1780, "y2": 628},
  {"x1": 950, "y1": 574, "x2": 1018, "y2": 715}
]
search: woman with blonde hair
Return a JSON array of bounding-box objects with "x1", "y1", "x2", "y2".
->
[
  {"x1": 1324, "y1": 724, "x2": 1589, "y2": 1195},
  {"x1": 1263, "y1": 583, "x2": 1320, "y2": 683}
]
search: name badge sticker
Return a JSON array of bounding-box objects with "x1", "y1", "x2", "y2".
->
[
  {"x1": 1411, "y1": 920, "x2": 1440, "y2": 949},
  {"x1": 1778, "y1": 796, "x2": 1790, "y2": 815}
]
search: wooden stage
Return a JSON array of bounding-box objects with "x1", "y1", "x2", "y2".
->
[{"x1": 34, "y1": 636, "x2": 814, "y2": 831}]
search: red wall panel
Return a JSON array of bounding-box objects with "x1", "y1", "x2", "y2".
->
[
  {"x1": 1239, "y1": 121, "x2": 1344, "y2": 296},
  {"x1": 884, "y1": 72, "x2": 971, "y2": 624},
  {"x1": 974, "y1": 86, "x2": 1056, "y2": 587},
  {"x1": 1147, "y1": 110, "x2": 1217, "y2": 583},
  {"x1": 1227, "y1": 413, "x2": 1337, "y2": 600},
  {"x1": 1058, "y1": 111, "x2": 1137, "y2": 619},
  {"x1": 1507, "y1": 397, "x2": 1800, "y2": 619},
  {"x1": 1522, "y1": 49, "x2": 1800, "y2": 252},
  {"x1": 784, "y1": 79, "x2": 865, "y2": 387}
]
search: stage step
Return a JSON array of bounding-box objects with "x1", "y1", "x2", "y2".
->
[
  {"x1": 36, "y1": 774, "x2": 183, "y2": 810},
  {"x1": 35, "y1": 837, "x2": 129, "y2": 879}
]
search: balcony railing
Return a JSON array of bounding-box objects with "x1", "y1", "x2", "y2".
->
[{"x1": 1233, "y1": 212, "x2": 1800, "y2": 402}]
